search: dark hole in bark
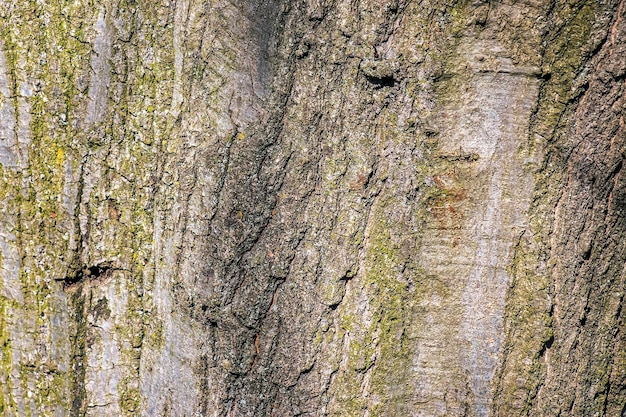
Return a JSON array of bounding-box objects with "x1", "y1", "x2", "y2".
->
[
  {"x1": 538, "y1": 334, "x2": 554, "y2": 358},
  {"x1": 365, "y1": 74, "x2": 397, "y2": 88},
  {"x1": 539, "y1": 71, "x2": 552, "y2": 81},
  {"x1": 58, "y1": 263, "x2": 113, "y2": 288}
]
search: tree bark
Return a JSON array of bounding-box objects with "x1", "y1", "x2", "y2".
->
[{"x1": 0, "y1": 0, "x2": 624, "y2": 416}]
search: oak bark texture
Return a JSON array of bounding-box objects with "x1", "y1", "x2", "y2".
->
[{"x1": 0, "y1": 0, "x2": 624, "y2": 416}]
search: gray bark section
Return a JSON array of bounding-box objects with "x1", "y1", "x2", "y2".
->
[{"x1": 0, "y1": 1, "x2": 624, "y2": 416}]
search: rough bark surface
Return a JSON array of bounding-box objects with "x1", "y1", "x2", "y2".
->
[{"x1": 0, "y1": 0, "x2": 624, "y2": 416}]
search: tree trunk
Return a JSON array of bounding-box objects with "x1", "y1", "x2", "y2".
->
[{"x1": 0, "y1": 0, "x2": 624, "y2": 416}]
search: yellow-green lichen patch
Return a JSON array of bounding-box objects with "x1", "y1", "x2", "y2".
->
[
  {"x1": 531, "y1": 2, "x2": 598, "y2": 146},
  {"x1": 0, "y1": 297, "x2": 16, "y2": 414},
  {"x1": 0, "y1": 2, "x2": 98, "y2": 412},
  {"x1": 494, "y1": 2, "x2": 607, "y2": 414},
  {"x1": 331, "y1": 195, "x2": 421, "y2": 416},
  {"x1": 361, "y1": 202, "x2": 416, "y2": 416}
]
